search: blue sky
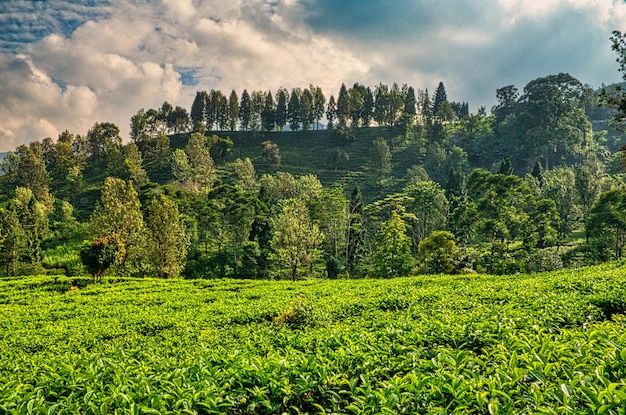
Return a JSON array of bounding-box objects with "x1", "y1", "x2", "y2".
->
[{"x1": 0, "y1": 0, "x2": 625, "y2": 151}]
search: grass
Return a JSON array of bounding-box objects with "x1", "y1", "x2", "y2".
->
[{"x1": 2, "y1": 263, "x2": 626, "y2": 412}]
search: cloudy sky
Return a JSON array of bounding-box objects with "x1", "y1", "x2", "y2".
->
[{"x1": 0, "y1": 0, "x2": 625, "y2": 152}]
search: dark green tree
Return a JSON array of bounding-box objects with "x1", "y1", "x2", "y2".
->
[
  {"x1": 432, "y1": 81, "x2": 448, "y2": 117},
  {"x1": 239, "y1": 89, "x2": 252, "y2": 131},
  {"x1": 326, "y1": 95, "x2": 337, "y2": 130},
  {"x1": 417, "y1": 230, "x2": 460, "y2": 274},
  {"x1": 336, "y1": 83, "x2": 349, "y2": 128},
  {"x1": 190, "y1": 90, "x2": 209, "y2": 131},
  {"x1": 227, "y1": 90, "x2": 239, "y2": 131},
  {"x1": 312, "y1": 85, "x2": 326, "y2": 129},
  {"x1": 287, "y1": 88, "x2": 301, "y2": 131},
  {"x1": 80, "y1": 234, "x2": 126, "y2": 283},
  {"x1": 300, "y1": 88, "x2": 314, "y2": 130},
  {"x1": 587, "y1": 189, "x2": 626, "y2": 260},
  {"x1": 492, "y1": 85, "x2": 519, "y2": 123},
  {"x1": 371, "y1": 137, "x2": 392, "y2": 180},
  {"x1": 600, "y1": 31, "x2": 626, "y2": 130},
  {"x1": 275, "y1": 87, "x2": 288, "y2": 131},
  {"x1": 262, "y1": 90, "x2": 276, "y2": 132}
]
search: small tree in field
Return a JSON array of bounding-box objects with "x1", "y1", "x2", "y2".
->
[
  {"x1": 373, "y1": 210, "x2": 413, "y2": 278},
  {"x1": 80, "y1": 234, "x2": 126, "y2": 283},
  {"x1": 417, "y1": 230, "x2": 460, "y2": 274}
]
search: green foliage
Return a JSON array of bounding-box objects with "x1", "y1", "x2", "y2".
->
[
  {"x1": 274, "y1": 295, "x2": 321, "y2": 329},
  {"x1": 370, "y1": 137, "x2": 392, "y2": 180},
  {"x1": 587, "y1": 189, "x2": 626, "y2": 261},
  {"x1": 145, "y1": 194, "x2": 189, "y2": 278},
  {"x1": 88, "y1": 177, "x2": 147, "y2": 275},
  {"x1": 325, "y1": 256, "x2": 341, "y2": 279},
  {"x1": 373, "y1": 210, "x2": 413, "y2": 278},
  {"x1": 269, "y1": 199, "x2": 324, "y2": 280},
  {"x1": 3, "y1": 264, "x2": 626, "y2": 412},
  {"x1": 417, "y1": 230, "x2": 460, "y2": 274},
  {"x1": 80, "y1": 234, "x2": 126, "y2": 282}
]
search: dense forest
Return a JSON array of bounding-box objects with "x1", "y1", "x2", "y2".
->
[{"x1": 1, "y1": 33, "x2": 625, "y2": 281}]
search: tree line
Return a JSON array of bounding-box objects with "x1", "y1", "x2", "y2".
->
[
  {"x1": 131, "y1": 81, "x2": 469, "y2": 138},
  {"x1": 0, "y1": 32, "x2": 624, "y2": 280}
]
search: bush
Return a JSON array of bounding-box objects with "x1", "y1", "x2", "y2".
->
[
  {"x1": 275, "y1": 296, "x2": 322, "y2": 329},
  {"x1": 80, "y1": 234, "x2": 126, "y2": 283}
]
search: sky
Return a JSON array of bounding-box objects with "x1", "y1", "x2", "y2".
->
[{"x1": 0, "y1": 0, "x2": 625, "y2": 152}]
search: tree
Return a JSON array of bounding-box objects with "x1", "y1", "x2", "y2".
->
[
  {"x1": 171, "y1": 133, "x2": 216, "y2": 194},
  {"x1": 190, "y1": 90, "x2": 209, "y2": 132},
  {"x1": 239, "y1": 89, "x2": 252, "y2": 131},
  {"x1": 261, "y1": 90, "x2": 276, "y2": 132},
  {"x1": 227, "y1": 90, "x2": 239, "y2": 131},
  {"x1": 541, "y1": 167, "x2": 579, "y2": 242},
  {"x1": 13, "y1": 142, "x2": 51, "y2": 203},
  {"x1": 362, "y1": 86, "x2": 374, "y2": 127},
  {"x1": 492, "y1": 85, "x2": 519, "y2": 123},
  {"x1": 348, "y1": 84, "x2": 364, "y2": 128},
  {"x1": 130, "y1": 108, "x2": 152, "y2": 146},
  {"x1": 372, "y1": 210, "x2": 413, "y2": 278},
  {"x1": 261, "y1": 141, "x2": 281, "y2": 167},
  {"x1": 417, "y1": 230, "x2": 460, "y2": 274},
  {"x1": 587, "y1": 189, "x2": 626, "y2": 261},
  {"x1": 600, "y1": 30, "x2": 626, "y2": 130},
  {"x1": 374, "y1": 83, "x2": 400, "y2": 126},
  {"x1": 0, "y1": 206, "x2": 26, "y2": 276},
  {"x1": 211, "y1": 185, "x2": 258, "y2": 277},
  {"x1": 88, "y1": 177, "x2": 147, "y2": 274},
  {"x1": 80, "y1": 234, "x2": 126, "y2": 283},
  {"x1": 146, "y1": 194, "x2": 189, "y2": 278},
  {"x1": 310, "y1": 187, "x2": 348, "y2": 260},
  {"x1": 86, "y1": 122, "x2": 122, "y2": 166},
  {"x1": 287, "y1": 88, "x2": 301, "y2": 131},
  {"x1": 122, "y1": 143, "x2": 149, "y2": 186},
  {"x1": 402, "y1": 85, "x2": 417, "y2": 123},
  {"x1": 270, "y1": 199, "x2": 324, "y2": 280},
  {"x1": 326, "y1": 95, "x2": 337, "y2": 130},
  {"x1": 432, "y1": 81, "x2": 448, "y2": 117},
  {"x1": 232, "y1": 157, "x2": 258, "y2": 193},
  {"x1": 250, "y1": 90, "x2": 265, "y2": 131},
  {"x1": 418, "y1": 88, "x2": 432, "y2": 121},
  {"x1": 168, "y1": 106, "x2": 191, "y2": 133},
  {"x1": 403, "y1": 181, "x2": 448, "y2": 250},
  {"x1": 275, "y1": 87, "x2": 288, "y2": 131},
  {"x1": 206, "y1": 90, "x2": 221, "y2": 130},
  {"x1": 300, "y1": 88, "x2": 314, "y2": 130},
  {"x1": 371, "y1": 137, "x2": 392, "y2": 179},
  {"x1": 575, "y1": 165, "x2": 601, "y2": 226},
  {"x1": 12, "y1": 187, "x2": 49, "y2": 264},
  {"x1": 336, "y1": 83, "x2": 349, "y2": 128},
  {"x1": 159, "y1": 101, "x2": 174, "y2": 133},
  {"x1": 516, "y1": 73, "x2": 592, "y2": 171},
  {"x1": 346, "y1": 185, "x2": 366, "y2": 277},
  {"x1": 312, "y1": 85, "x2": 326, "y2": 129}
]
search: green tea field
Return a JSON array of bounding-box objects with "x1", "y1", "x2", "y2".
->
[{"x1": 2, "y1": 264, "x2": 626, "y2": 414}]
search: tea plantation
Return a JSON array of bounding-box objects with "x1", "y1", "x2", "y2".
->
[{"x1": 2, "y1": 263, "x2": 626, "y2": 413}]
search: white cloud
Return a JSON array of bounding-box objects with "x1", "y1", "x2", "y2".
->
[{"x1": 0, "y1": 0, "x2": 625, "y2": 151}]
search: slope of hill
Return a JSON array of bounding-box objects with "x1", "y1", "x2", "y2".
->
[
  {"x1": 2, "y1": 262, "x2": 626, "y2": 412},
  {"x1": 170, "y1": 126, "x2": 415, "y2": 201}
]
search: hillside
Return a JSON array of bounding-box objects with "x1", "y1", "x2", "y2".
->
[
  {"x1": 2, "y1": 263, "x2": 626, "y2": 412},
  {"x1": 169, "y1": 126, "x2": 417, "y2": 201}
]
